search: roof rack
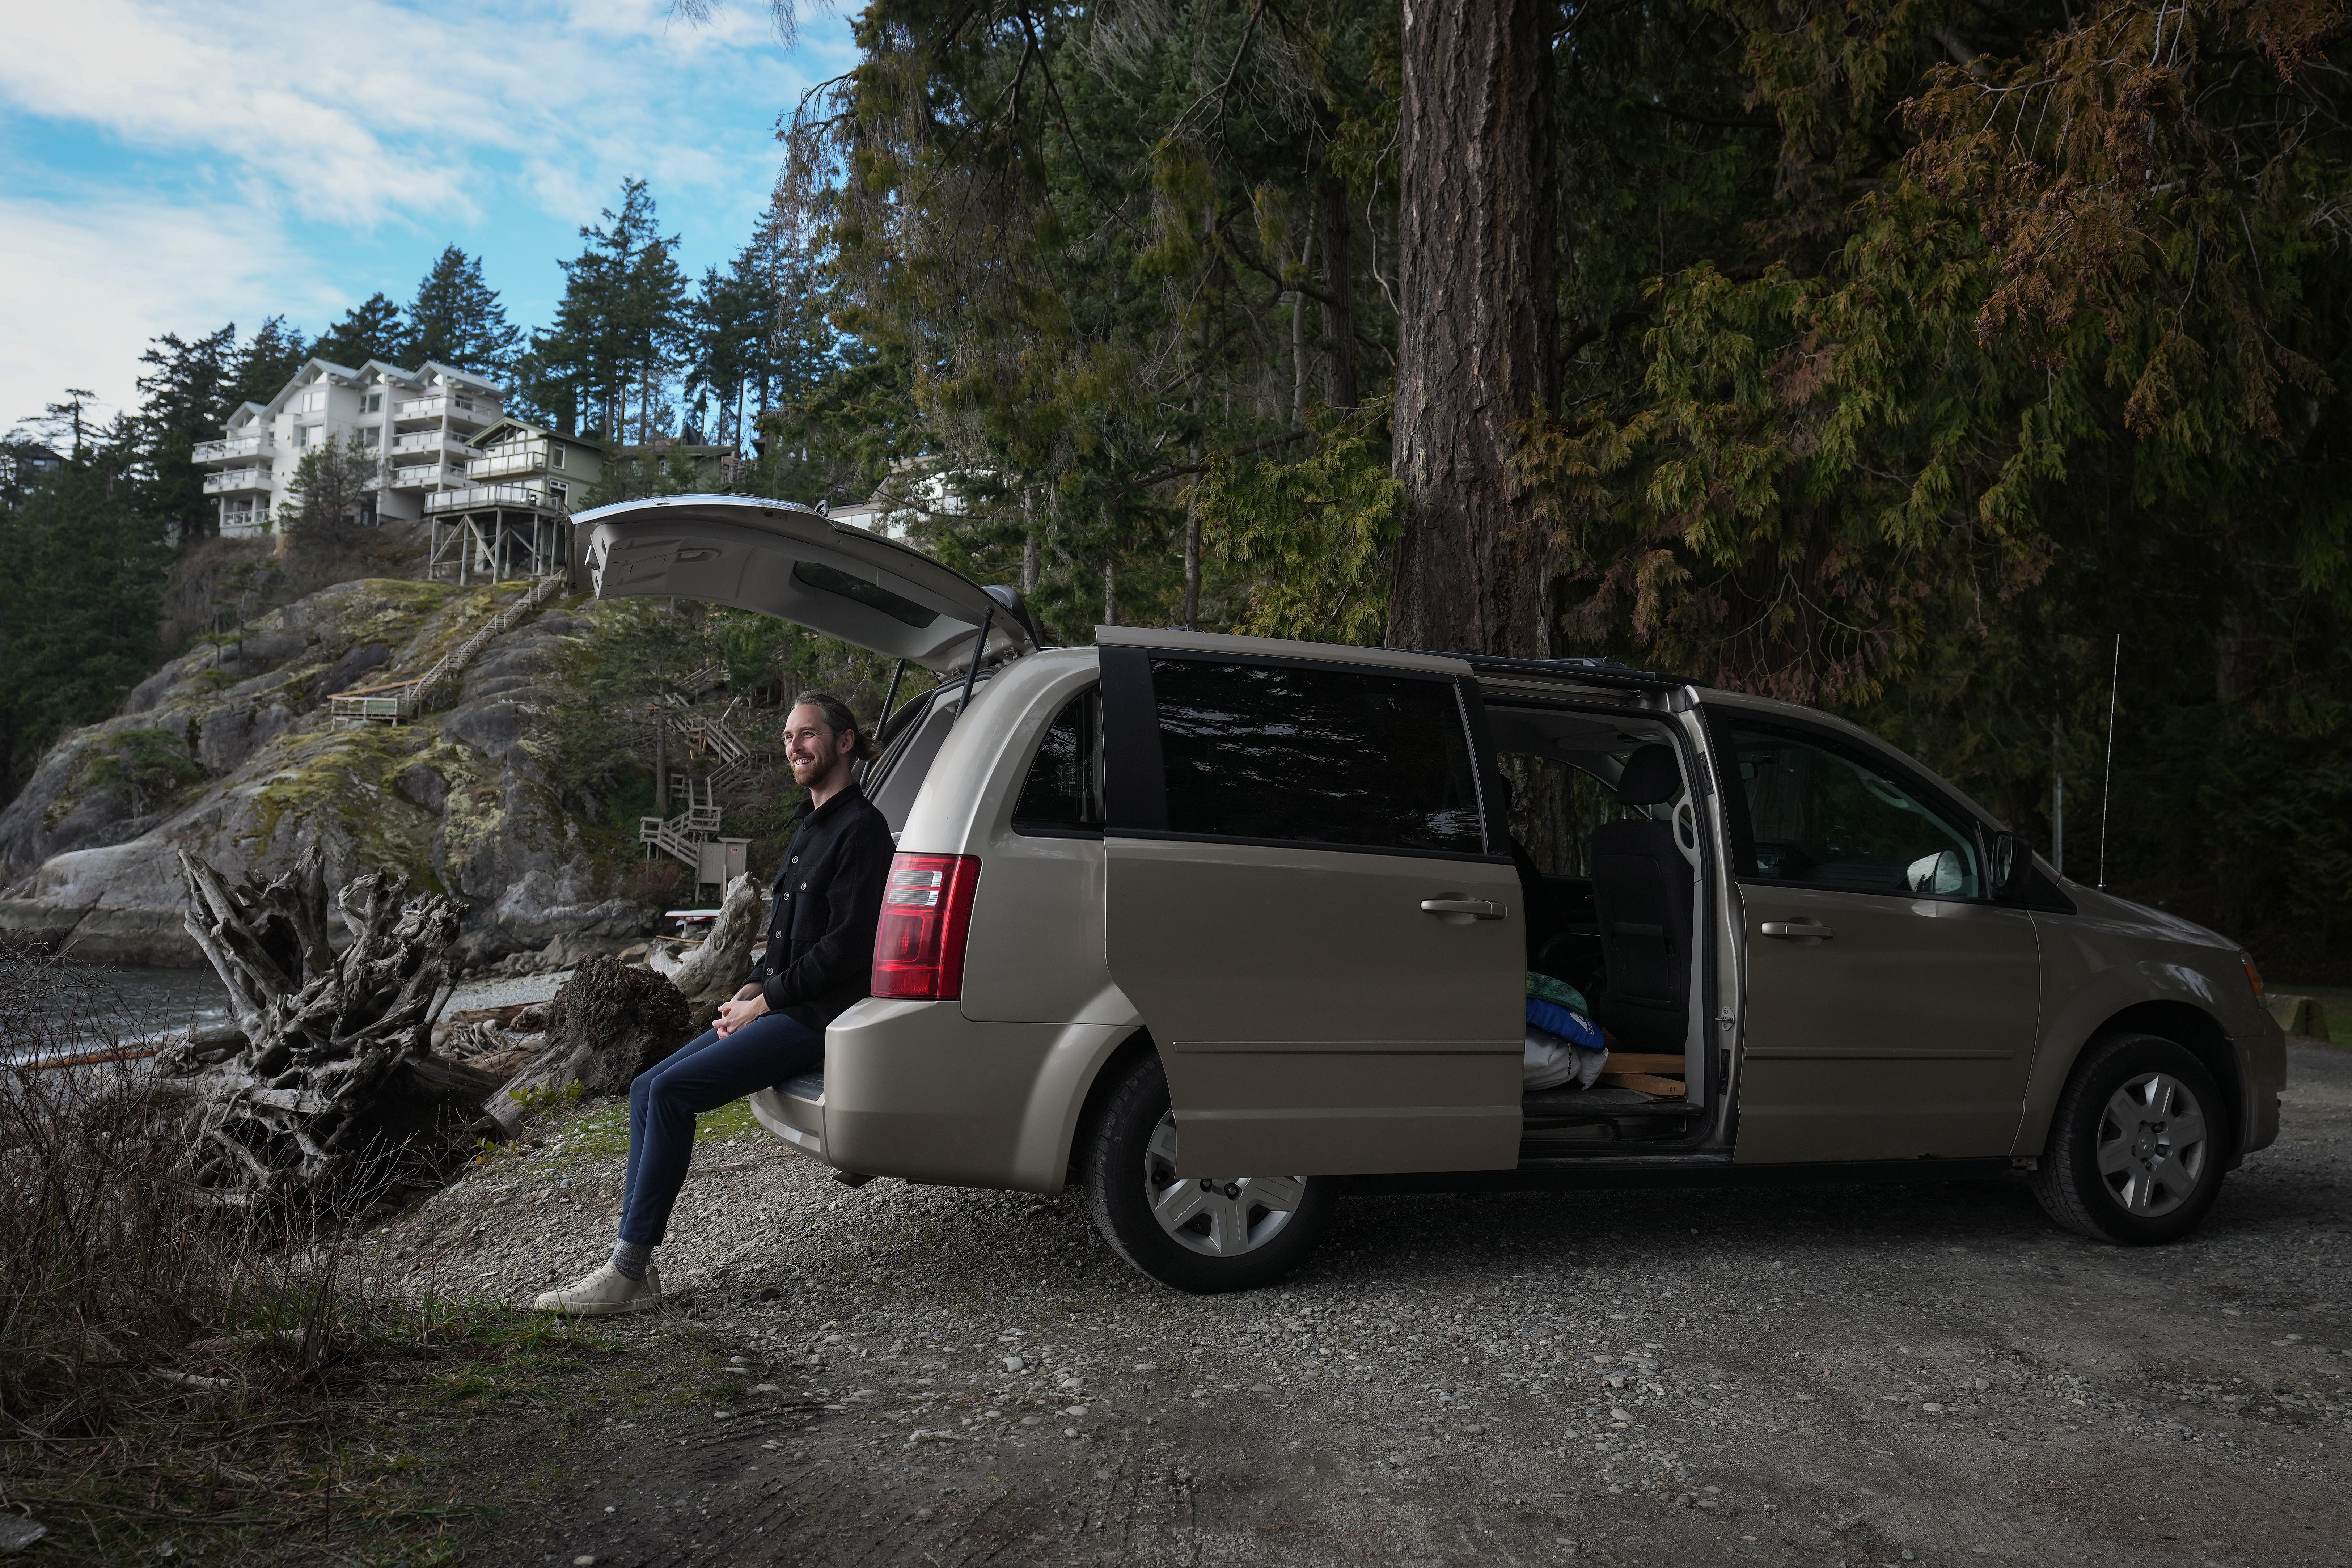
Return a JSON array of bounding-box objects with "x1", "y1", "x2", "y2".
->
[{"x1": 1430, "y1": 650, "x2": 1696, "y2": 690}]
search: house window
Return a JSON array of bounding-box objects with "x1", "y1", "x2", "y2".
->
[
  {"x1": 547, "y1": 481, "x2": 569, "y2": 504},
  {"x1": 364, "y1": 393, "x2": 382, "y2": 414},
  {"x1": 549, "y1": 445, "x2": 565, "y2": 470},
  {"x1": 357, "y1": 427, "x2": 379, "y2": 449}
]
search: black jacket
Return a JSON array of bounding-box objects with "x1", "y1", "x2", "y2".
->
[{"x1": 747, "y1": 785, "x2": 896, "y2": 1029}]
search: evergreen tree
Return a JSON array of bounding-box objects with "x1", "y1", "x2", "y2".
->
[
  {"x1": 407, "y1": 247, "x2": 522, "y2": 376},
  {"x1": 275, "y1": 435, "x2": 384, "y2": 568},
  {"x1": 518, "y1": 179, "x2": 689, "y2": 441},
  {"x1": 224, "y1": 316, "x2": 309, "y2": 411},
  {"x1": 132, "y1": 325, "x2": 234, "y2": 542},
  {"x1": 309, "y1": 293, "x2": 410, "y2": 368},
  {"x1": 0, "y1": 418, "x2": 174, "y2": 796}
]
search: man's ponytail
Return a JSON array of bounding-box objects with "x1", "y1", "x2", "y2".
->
[{"x1": 791, "y1": 691, "x2": 879, "y2": 762}]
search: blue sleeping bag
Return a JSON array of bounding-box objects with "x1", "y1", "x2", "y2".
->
[{"x1": 1526, "y1": 997, "x2": 1605, "y2": 1052}]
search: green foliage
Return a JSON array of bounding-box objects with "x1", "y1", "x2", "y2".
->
[
  {"x1": 581, "y1": 445, "x2": 706, "y2": 509},
  {"x1": 79, "y1": 727, "x2": 205, "y2": 815},
  {"x1": 516, "y1": 179, "x2": 693, "y2": 443},
  {"x1": 133, "y1": 324, "x2": 236, "y2": 543},
  {"x1": 1199, "y1": 400, "x2": 1401, "y2": 644},
  {"x1": 407, "y1": 248, "x2": 523, "y2": 377},
  {"x1": 309, "y1": 292, "x2": 410, "y2": 368},
  {"x1": 780, "y1": 0, "x2": 1397, "y2": 636},
  {"x1": 0, "y1": 441, "x2": 174, "y2": 796},
  {"x1": 276, "y1": 435, "x2": 388, "y2": 566},
  {"x1": 224, "y1": 316, "x2": 310, "y2": 411}
]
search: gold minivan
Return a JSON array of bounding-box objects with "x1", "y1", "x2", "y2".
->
[{"x1": 580, "y1": 496, "x2": 2286, "y2": 1293}]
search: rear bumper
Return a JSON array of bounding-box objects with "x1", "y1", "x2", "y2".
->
[
  {"x1": 747, "y1": 1072, "x2": 827, "y2": 1158},
  {"x1": 752, "y1": 997, "x2": 1137, "y2": 1193}
]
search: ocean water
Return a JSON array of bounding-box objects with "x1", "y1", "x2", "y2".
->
[
  {"x1": 0, "y1": 963, "x2": 235, "y2": 1058},
  {"x1": 0, "y1": 961, "x2": 575, "y2": 1062}
]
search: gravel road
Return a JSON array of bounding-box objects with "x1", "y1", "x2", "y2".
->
[{"x1": 376, "y1": 1041, "x2": 2352, "y2": 1566}]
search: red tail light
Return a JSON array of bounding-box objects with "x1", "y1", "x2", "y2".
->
[{"x1": 872, "y1": 853, "x2": 981, "y2": 1000}]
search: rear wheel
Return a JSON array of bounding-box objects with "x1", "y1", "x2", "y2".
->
[
  {"x1": 1083, "y1": 1052, "x2": 1334, "y2": 1293},
  {"x1": 2031, "y1": 1032, "x2": 2227, "y2": 1244}
]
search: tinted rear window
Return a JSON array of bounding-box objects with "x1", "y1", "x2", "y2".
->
[
  {"x1": 1014, "y1": 688, "x2": 1103, "y2": 831},
  {"x1": 1151, "y1": 659, "x2": 1484, "y2": 854}
]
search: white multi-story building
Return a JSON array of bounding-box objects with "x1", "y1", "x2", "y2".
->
[{"x1": 193, "y1": 357, "x2": 505, "y2": 536}]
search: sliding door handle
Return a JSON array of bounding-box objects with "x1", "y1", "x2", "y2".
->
[
  {"x1": 1759, "y1": 920, "x2": 1833, "y2": 939},
  {"x1": 1421, "y1": 898, "x2": 1506, "y2": 920}
]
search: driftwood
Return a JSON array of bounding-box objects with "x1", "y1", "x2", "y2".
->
[
  {"x1": 482, "y1": 956, "x2": 690, "y2": 1135},
  {"x1": 647, "y1": 872, "x2": 763, "y2": 1027},
  {"x1": 156, "y1": 848, "x2": 483, "y2": 1207}
]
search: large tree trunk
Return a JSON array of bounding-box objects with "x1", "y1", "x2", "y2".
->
[{"x1": 1386, "y1": 0, "x2": 1557, "y2": 658}]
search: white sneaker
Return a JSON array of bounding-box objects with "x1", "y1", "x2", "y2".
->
[{"x1": 529, "y1": 1262, "x2": 665, "y2": 1316}]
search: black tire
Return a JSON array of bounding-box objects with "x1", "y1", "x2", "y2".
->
[
  {"x1": 2031, "y1": 1032, "x2": 2228, "y2": 1244},
  {"x1": 1082, "y1": 1052, "x2": 1335, "y2": 1294}
]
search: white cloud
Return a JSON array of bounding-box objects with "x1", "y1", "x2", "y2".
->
[
  {"x1": 0, "y1": 0, "x2": 853, "y2": 426},
  {"x1": 0, "y1": 0, "x2": 842, "y2": 226},
  {"x1": 0, "y1": 194, "x2": 345, "y2": 424}
]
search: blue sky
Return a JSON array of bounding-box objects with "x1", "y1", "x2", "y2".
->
[{"x1": 0, "y1": 0, "x2": 856, "y2": 434}]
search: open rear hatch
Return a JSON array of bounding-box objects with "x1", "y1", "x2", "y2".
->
[{"x1": 574, "y1": 494, "x2": 1035, "y2": 669}]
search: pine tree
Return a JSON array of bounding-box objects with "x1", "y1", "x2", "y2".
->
[
  {"x1": 518, "y1": 179, "x2": 689, "y2": 442},
  {"x1": 309, "y1": 293, "x2": 410, "y2": 368},
  {"x1": 276, "y1": 436, "x2": 384, "y2": 568},
  {"x1": 0, "y1": 419, "x2": 173, "y2": 795},
  {"x1": 407, "y1": 247, "x2": 522, "y2": 376},
  {"x1": 133, "y1": 325, "x2": 234, "y2": 542},
  {"x1": 224, "y1": 317, "x2": 309, "y2": 410}
]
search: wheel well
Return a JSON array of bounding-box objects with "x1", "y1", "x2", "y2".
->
[
  {"x1": 1064, "y1": 1027, "x2": 1158, "y2": 1187},
  {"x1": 2091, "y1": 1001, "x2": 2243, "y2": 1162}
]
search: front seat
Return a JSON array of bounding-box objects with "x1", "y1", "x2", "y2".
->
[{"x1": 1589, "y1": 744, "x2": 1694, "y2": 1053}]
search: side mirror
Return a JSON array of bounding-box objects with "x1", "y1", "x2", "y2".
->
[{"x1": 1989, "y1": 831, "x2": 2031, "y2": 900}]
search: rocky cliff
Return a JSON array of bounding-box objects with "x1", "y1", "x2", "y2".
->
[{"x1": 0, "y1": 578, "x2": 650, "y2": 967}]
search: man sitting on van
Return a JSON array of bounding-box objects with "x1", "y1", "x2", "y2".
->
[{"x1": 531, "y1": 693, "x2": 896, "y2": 1316}]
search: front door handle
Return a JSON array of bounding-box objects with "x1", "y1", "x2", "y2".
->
[
  {"x1": 1421, "y1": 898, "x2": 1506, "y2": 920},
  {"x1": 1759, "y1": 920, "x2": 1833, "y2": 939}
]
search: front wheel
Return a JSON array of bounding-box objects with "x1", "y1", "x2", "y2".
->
[
  {"x1": 2031, "y1": 1032, "x2": 2228, "y2": 1244},
  {"x1": 1083, "y1": 1053, "x2": 1335, "y2": 1293}
]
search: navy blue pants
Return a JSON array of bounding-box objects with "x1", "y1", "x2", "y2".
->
[{"x1": 618, "y1": 1010, "x2": 825, "y2": 1246}]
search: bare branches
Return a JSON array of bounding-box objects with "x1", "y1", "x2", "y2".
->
[{"x1": 158, "y1": 849, "x2": 467, "y2": 1209}]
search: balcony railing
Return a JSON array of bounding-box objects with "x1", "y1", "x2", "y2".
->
[
  {"x1": 390, "y1": 431, "x2": 468, "y2": 459},
  {"x1": 194, "y1": 434, "x2": 275, "y2": 465},
  {"x1": 384, "y1": 463, "x2": 466, "y2": 489},
  {"x1": 203, "y1": 468, "x2": 271, "y2": 494},
  {"x1": 393, "y1": 394, "x2": 499, "y2": 424},
  {"x1": 425, "y1": 483, "x2": 563, "y2": 514},
  {"x1": 469, "y1": 441, "x2": 553, "y2": 479}
]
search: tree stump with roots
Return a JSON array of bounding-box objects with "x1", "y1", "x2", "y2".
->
[{"x1": 156, "y1": 847, "x2": 489, "y2": 1208}]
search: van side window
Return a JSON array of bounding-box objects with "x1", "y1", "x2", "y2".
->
[
  {"x1": 1150, "y1": 659, "x2": 1483, "y2": 854},
  {"x1": 1013, "y1": 688, "x2": 1103, "y2": 833},
  {"x1": 1725, "y1": 722, "x2": 1981, "y2": 898}
]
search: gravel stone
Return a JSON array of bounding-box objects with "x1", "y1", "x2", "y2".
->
[{"x1": 368, "y1": 1041, "x2": 2352, "y2": 1565}]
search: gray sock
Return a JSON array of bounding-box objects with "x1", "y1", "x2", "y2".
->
[{"x1": 610, "y1": 1239, "x2": 652, "y2": 1281}]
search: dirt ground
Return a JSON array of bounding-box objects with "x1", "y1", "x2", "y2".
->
[{"x1": 367, "y1": 1040, "x2": 2352, "y2": 1567}]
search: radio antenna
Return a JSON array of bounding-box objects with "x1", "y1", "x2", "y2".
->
[{"x1": 2098, "y1": 633, "x2": 2120, "y2": 889}]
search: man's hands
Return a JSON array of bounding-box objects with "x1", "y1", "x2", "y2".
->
[{"x1": 714, "y1": 983, "x2": 771, "y2": 1037}]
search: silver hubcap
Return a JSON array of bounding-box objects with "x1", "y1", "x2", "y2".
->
[
  {"x1": 2096, "y1": 1070, "x2": 2208, "y2": 1217},
  {"x1": 1145, "y1": 1112, "x2": 1306, "y2": 1258}
]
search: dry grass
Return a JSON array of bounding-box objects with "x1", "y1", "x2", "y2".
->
[{"x1": 0, "y1": 948, "x2": 588, "y2": 1563}]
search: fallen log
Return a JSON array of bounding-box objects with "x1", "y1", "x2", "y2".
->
[
  {"x1": 153, "y1": 847, "x2": 486, "y2": 1208},
  {"x1": 647, "y1": 872, "x2": 763, "y2": 1028}
]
